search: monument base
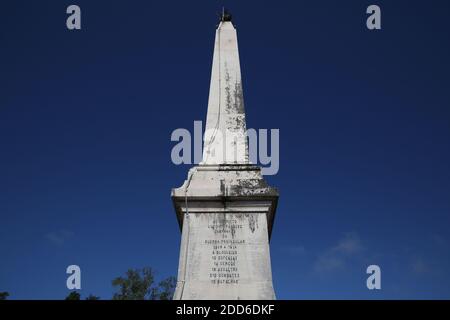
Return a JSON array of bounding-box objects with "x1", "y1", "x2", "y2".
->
[
  {"x1": 173, "y1": 212, "x2": 275, "y2": 300},
  {"x1": 172, "y1": 165, "x2": 278, "y2": 300}
]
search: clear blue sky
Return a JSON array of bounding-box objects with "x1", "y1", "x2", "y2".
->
[{"x1": 1, "y1": 0, "x2": 450, "y2": 299}]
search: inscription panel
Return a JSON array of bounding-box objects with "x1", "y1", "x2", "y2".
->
[{"x1": 177, "y1": 212, "x2": 275, "y2": 299}]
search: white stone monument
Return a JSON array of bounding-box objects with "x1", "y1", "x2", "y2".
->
[{"x1": 172, "y1": 11, "x2": 279, "y2": 300}]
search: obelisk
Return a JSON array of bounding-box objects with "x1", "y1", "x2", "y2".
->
[{"x1": 172, "y1": 11, "x2": 279, "y2": 300}]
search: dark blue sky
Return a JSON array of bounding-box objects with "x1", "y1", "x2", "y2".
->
[{"x1": 1, "y1": 0, "x2": 450, "y2": 299}]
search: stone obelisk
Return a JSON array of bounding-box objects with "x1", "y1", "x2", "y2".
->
[{"x1": 172, "y1": 11, "x2": 278, "y2": 300}]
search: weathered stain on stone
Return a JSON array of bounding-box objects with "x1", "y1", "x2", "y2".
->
[
  {"x1": 224, "y1": 64, "x2": 233, "y2": 113},
  {"x1": 234, "y1": 114, "x2": 245, "y2": 129},
  {"x1": 247, "y1": 213, "x2": 259, "y2": 233},
  {"x1": 223, "y1": 63, "x2": 245, "y2": 116},
  {"x1": 230, "y1": 221, "x2": 236, "y2": 238},
  {"x1": 233, "y1": 79, "x2": 245, "y2": 114},
  {"x1": 224, "y1": 178, "x2": 273, "y2": 196}
]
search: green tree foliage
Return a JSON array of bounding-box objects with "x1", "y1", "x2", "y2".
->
[
  {"x1": 0, "y1": 292, "x2": 9, "y2": 300},
  {"x1": 112, "y1": 267, "x2": 176, "y2": 300},
  {"x1": 156, "y1": 276, "x2": 177, "y2": 300},
  {"x1": 64, "y1": 292, "x2": 100, "y2": 300},
  {"x1": 65, "y1": 291, "x2": 81, "y2": 300}
]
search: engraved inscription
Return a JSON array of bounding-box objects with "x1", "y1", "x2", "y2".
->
[{"x1": 206, "y1": 216, "x2": 244, "y2": 285}]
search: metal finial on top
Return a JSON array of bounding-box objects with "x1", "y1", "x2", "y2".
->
[{"x1": 220, "y1": 7, "x2": 232, "y2": 22}]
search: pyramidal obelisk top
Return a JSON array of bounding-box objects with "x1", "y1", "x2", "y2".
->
[
  {"x1": 202, "y1": 9, "x2": 249, "y2": 165},
  {"x1": 172, "y1": 11, "x2": 278, "y2": 300}
]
